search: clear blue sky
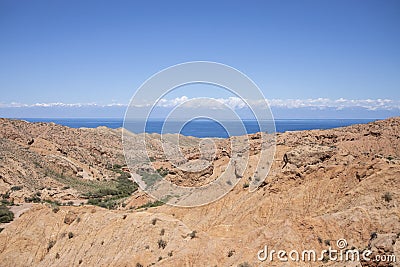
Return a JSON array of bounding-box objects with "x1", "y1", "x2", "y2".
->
[{"x1": 0, "y1": 0, "x2": 399, "y2": 105}]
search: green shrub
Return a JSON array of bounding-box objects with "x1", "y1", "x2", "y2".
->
[
  {"x1": 24, "y1": 195, "x2": 41, "y2": 203},
  {"x1": 52, "y1": 206, "x2": 60, "y2": 213},
  {"x1": 138, "y1": 200, "x2": 164, "y2": 209},
  {"x1": 1, "y1": 199, "x2": 12, "y2": 206},
  {"x1": 322, "y1": 254, "x2": 329, "y2": 263},
  {"x1": 1, "y1": 192, "x2": 10, "y2": 199},
  {"x1": 383, "y1": 192, "x2": 392, "y2": 202},
  {"x1": 370, "y1": 232, "x2": 377, "y2": 240},
  {"x1": 189, "y1": 230, "x2": 197, "y2": 239},
  {"x1": 85, "y1": 176, "x2": 138, "y2": 209},
  {"x1": 137, "y1": 170, "x2": 160, "y2": 187},
  {"x1": 47, "y1": 240, "x2": 56, "y2": 251},
  {"x1": 113, "y1": 164, "x2": 122, "y2": 169},
  {"x1": 158, "y1": 239, "x2": 167, "y2": 249},
  {"x1": 0, "y1": 205, "x2": 14, "y2": 223},
  {"x1": 45, "y1": 168, "x2": 138, "y2": 210},
  {"x1": 156, "y1": 167, "x2": 169, "y2": 177},
  {"x1": 44, "y1": 199, "x2": 61, "y2": 206},
  {"x1": 87, "y1": 197, "x2": 119, "y2": 209},
  {"x1": 10, "y1": 186, "x2": 23, "y2": 191}
]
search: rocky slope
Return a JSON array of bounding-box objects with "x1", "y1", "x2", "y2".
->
[{"x1": 0, "y1": 117, "x2": 399, "y2": 266}]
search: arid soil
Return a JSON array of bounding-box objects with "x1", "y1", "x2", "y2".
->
[{"x1": 0, "y1": 117, "x2": 399, "y2": 266}]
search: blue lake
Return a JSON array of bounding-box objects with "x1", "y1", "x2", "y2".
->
[{"x1": 20, "y1": 118, "x2": 377, "y2": 138}]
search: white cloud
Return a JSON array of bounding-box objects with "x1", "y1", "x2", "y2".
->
[
  {"x1": 0, "y1": 102, "x2": 126, "y2": 108},
  {"x1": 157, "y1": 96, "x2": 189, "y2": 107},
  {"x1": 266, "y1": 98, "x2": 400, "y2": 110},
  {"x1": 1, "y1": 98, "x2": 399, "y2": 110}
]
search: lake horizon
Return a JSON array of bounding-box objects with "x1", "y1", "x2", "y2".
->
[{"x1": 14, "y1": 117, "x2": 380, "y2": 138}]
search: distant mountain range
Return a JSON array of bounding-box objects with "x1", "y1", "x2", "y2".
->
[{"x1": 1, "y1": 104, "x2": 399, "y2": 119}]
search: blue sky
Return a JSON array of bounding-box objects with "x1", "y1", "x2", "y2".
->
[{"x1": 0, "y1": 0, "x2": 399, "y2": 117}]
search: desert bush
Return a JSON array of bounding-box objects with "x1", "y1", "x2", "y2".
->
[
  {"x1": 52, "y1": 206, "x2": 60, "y2": 213},
  {"x1": 24, "y1": 195, "x2": 41, "y2": 203},
  {"x1": 322, "y1": 254, "x2": 329, "y2": 263},
  {"x1": 49, "y1": 167, "x2": 137, "y2": 199},
  {"x1": 158, "y1": 239, "x2": 167, "y2": 249},
  {"x1": 1, "y1": 192, "x2": 10, "y2": 199},
  {"x1": 47, "y1": 240, "x2": 56, "y2": 251},
  {"x1": 44, "y1": 199, "x2": 61, "y2": 206},
  {"x1": 113, "y1": 164, "x2": 122, "y2": 169},
  {"x1": 156, "y1": 167, "x2": 169, "y2": 177},
  {"x1": 370, "y1": 232, "x2": 377, "y2": 240},
  {"x1": 0, "y1": 205, "x2": 14, "y2": 223},
  {"x1": 383, "y1": 192, "x2": 392, "y2": 202},
  {"x1": 68, "y1": 232, "x2": 74, "y2": 239},
  {"x1": 85, "y1": 176, "x2": 138, "y2": 209},
  {"x1": 189, "y1": 230, "x2": 197, "y2": 239},
  {"x1": 1, "y1": 198, "x2": 12, "y2": 206},
  {"x1": 10, "y1": 186, "x2": 23, "y2": 191},
  {"x1": 138, "y1": 200, "x2": 164, "y2": 209}
]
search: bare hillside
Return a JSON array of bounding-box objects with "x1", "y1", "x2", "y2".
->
[{"x1": 0, "y1": 118, "x2": 399, "y2": 266}]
